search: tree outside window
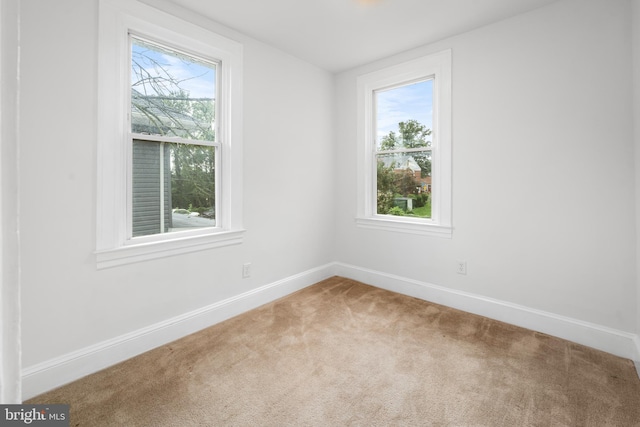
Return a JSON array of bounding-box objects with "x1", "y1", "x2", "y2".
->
[{"x1": 375, "y1": 80, "x2": 433, "y2": 218}]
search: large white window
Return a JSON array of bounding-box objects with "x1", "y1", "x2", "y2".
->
[
  {"x1": 356, "y1": 50, "x2": 452, "y2": 237},
  {"x1": 96, "y1": 0, "x2": 244, "y2": 268}
]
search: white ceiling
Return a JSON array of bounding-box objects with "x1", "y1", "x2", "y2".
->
[{"x1": 168, "y1": 0, "x2": 559, "y2": 72}]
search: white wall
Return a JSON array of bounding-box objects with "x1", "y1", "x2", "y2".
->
[
  {"x1": 14, "y1": 0, "x2": 640, "y2": 399},
  {"x1": 335, "y1": 0, "x2": 637, "y2": 333},
  {"x1": 0, "y1": 0, "x2": 21, "y2": 404},
  {"x1": 18, "y1": 0, "x2": 334, "y2": 377}
]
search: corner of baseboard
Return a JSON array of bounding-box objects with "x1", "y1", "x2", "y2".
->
[
  {"x1": 633, "y1": 335, "x2": 640, "y2": 380},
  {"x1": 333, "y1": 262, "x2": 638, "y2": 361},
  {"x1": 22, "y1": 263, "x2": 336, "y2": 401}
]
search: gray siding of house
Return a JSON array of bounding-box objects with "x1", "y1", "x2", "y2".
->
[{"x1": 132, "y1": 140, "x2": 172, "y2": 237}]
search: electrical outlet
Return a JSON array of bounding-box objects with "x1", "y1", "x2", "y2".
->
[
  {"x1": 456, "y1": 261, "x2": 467, "y2": 275},
  {"x1": 242, "y1": 262, "x2": 251, "y2": 278}
]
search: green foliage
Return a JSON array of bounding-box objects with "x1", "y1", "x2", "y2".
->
[
  {"x1": 376, "y1": 161, "x2": 396, "y2": 214},
  {"x1": 413, "y1": 192, "x2": 429, "y2": 209},
  {"x1": 376, "y1": 160, "x2": 432, "y2": 218},
  {"x1": 377, "y1": 191, "x2": 394, "y2": 215},
  {"x1": 170, "y1": 144, "x2": 215, "y2": 213},
  {"x1": 388, "y1": 206, "x2": 405, "y2": 216},
  {"x1": 380, "y1": 119, "x2": 431, "y2": 150},
  {"x1": 394, "y1": 169, "x2": 419, "y2": 196},
  {"x1": 410, "y1": 202, "x2": 431, "y2": 218},
  {"x1": 376, "y1": 160, "x2": 421, "y2": 215}
]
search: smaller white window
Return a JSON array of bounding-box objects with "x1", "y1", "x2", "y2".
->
[
  {"x1": 96, "y1": 0, "x2": 244, "y2": 268},
  {"x1": 356, "y1": 50, "x2": 452, "y2": 238}
]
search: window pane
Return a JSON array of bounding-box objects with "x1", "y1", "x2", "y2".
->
[
  {"x1": 131, "y1": 37, "x2": 216, "y2": 141},
  {"x1": 132, "y1": 140, "x2": 216, "y2": 237},
  {"x1": 376, "y1": 151, "x2": 431, "y2": 218},
  {"x1": 375, "y1": 79, "x2": 433, "y2": 151}
]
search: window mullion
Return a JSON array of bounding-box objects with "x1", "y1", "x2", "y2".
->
[
  {"x1": 376, "y1": 147, "x2": 432, "y2": 155},
  {"x1": 130, "y1": 132, "x2": 218, "y2": 147}
]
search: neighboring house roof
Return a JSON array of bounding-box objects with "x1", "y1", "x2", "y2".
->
[
  {"x1": 130, "y1": 89, "x2": 207, "y2": 137},
  {"x1": 380, "y1": 155, "x2": 421, "y2": 173}
]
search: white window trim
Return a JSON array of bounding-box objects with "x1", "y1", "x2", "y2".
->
[
  {"x1": 356, "y1": 50, "x2": 452, "y2": 238},
  {"x1": 96, "y1": 0, "x2": 244, "y2": 269}
]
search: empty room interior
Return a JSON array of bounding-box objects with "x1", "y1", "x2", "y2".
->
[{"x1": 2, "y1": 0, "x2": 640, "y2": 424}]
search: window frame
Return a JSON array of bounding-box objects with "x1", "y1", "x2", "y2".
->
[
  {"x1": 356, "y1": 50, "x2": 452, "y2": 238},
  {"x1": 96, "y1": 0, "x2": 244, "y2": 269}
]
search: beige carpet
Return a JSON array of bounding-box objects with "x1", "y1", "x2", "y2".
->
[{"x1": 28, "y1": 277, "x2": 640, "y2": 426}]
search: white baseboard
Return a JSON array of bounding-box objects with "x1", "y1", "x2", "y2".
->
[
  {"x1": 22, "y1": 261, "x2": 640, "y2": 400},
  {"x1": 334, "y1": 262, "x2": 640, "y2": 362},
  {"x1": 21, "y1": 264, "x2": 335, "y2": 401}
]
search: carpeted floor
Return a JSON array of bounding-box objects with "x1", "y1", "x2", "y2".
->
[{"x1": 28, "y1": 277, "x2": 640, "y2": 426}]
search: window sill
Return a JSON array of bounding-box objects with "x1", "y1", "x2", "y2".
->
[
  {"x1": 355, "y1": 217, "x2": 452, "y2": 238},
  {"x1": 96, "y1": 229, "x2": 245, "y2": 269}
]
